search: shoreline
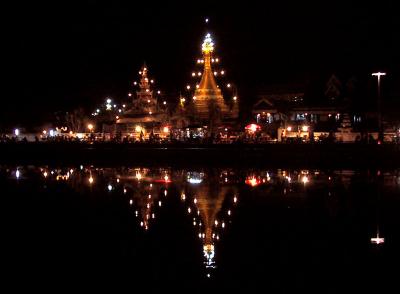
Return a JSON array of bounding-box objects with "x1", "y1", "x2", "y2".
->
[{"x1": 0, "y1": 142, "x2": 399, "y2": 168}]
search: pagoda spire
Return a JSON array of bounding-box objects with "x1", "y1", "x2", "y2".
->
[{"x1": 198, "y1": 33, "x2": 219, "y2": 91}]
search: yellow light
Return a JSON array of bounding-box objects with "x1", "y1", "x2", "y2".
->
[
  {"x1": 115, "y1": 116, "x2": 119, "y2": 119},
  {"x1": 196, "y1": 84, "x2": 199, "y2": 89},
  {"x1": 287, "y1": 126, "x2": 292, "y2": 131},
  {"x1": 214, "y1": 71, "x2": 218, "y2": 75},
  {"x1": 193, "y1": 96, "x2": 197, "y2": 100},
  {"x1": 302, "y1": 126, "x2": 309, "y2": 132},
  {"x1": 221, "y1": 70, "x2": 225, "y2": 75},
  {"x1": 146, "y1": 89, "x2": 149, "y2": 92},
  {"x1": 233, "y1": 96, "x2": 237, "y2": 101},
  {"x1": 302, "y1": 176, "x2": 309, "y2": 184},
  {"x1": 149, "y1": 111, "x2": 152, "y2": 115},
  {"x1": 198, "y1": 72, "x2": 201, "y2": 76},
  {"x1": 89, "y1": 176, "x2": 94, "y2": 184},
  {"x1": 147, "y1": 99, "x2": 151, "y2": 103},
  {"x1": 136, "y1": 172, "x2": 142, "y2": 180},
  {"x1": 135, "y1": 125, "x2": 142, "y2": 132},
  {"x1": 42, "y1": 130, "x2": 47, "y2": 134},
  {"x1": 192, "y1": 72, "x2": 196, "y2": 77},
  {"x1": 69, "y1": 131, "x2": 73, "y2": 135},
  {"x1": 202, "y1": 33, "x2": 214, "y2": 53},
  {"x1": 227, "y1": 83, "x2": 231, "y2": 88},
  {"x1": 163, "y1": 126, "x2": 170, "y2": 133},
  {"x1": 87, "y1": 124, "x2": 94, "y2": 131}
]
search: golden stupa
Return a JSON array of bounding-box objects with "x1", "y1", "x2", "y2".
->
[{"x1": 193, "y1": 33, "x2": 238, "y2": 120}]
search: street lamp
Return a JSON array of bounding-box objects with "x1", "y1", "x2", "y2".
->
[
  {"x1": 372, "y1": 72, "x2": 386, "y2": 140},
  {"x1": 87, "y1": 124, "x2": 94, "y2": 132}
]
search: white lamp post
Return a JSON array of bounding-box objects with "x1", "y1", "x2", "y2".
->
[{"x1": 372, "y1": 72, "x2": 386, "y2": 139}]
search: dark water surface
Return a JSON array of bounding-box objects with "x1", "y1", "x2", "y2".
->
[{"x1": 2, "y1": 166, "x2": 400, "y2": 292}]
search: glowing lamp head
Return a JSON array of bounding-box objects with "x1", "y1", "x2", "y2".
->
[
  {"x1": 87, "y1": 124, "x2": 94, "y2": 131},
  {"x1": 135, "y1": 125, "x2": 142, "y2": 133},
  {"x1": 202, "y1": 33, "x2": 214, "y2": 53},
  {"x1": 163, "y1": 126, "x2": 170, "y2": 133},
  {"x1": 372, "y1": 72, "x2": 386, "y2": 77},
  {"x1": 287, "y1": 126, "x2": 292, "y2": 132},
  {"x1": 302, "y1": 126, "x2": 309, "y2": 132}
]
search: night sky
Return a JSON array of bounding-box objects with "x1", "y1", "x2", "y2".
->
[{"x1": 3, "y1": 0, "x2": 399, "y2": 128}]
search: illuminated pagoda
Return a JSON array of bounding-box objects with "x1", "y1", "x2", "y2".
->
[
  {"x1": 172, "y1": 32, "x2": 239, "y2": 136},
  {"x1": 116, "y1": 64, "x2": 169, "y2": 139}
]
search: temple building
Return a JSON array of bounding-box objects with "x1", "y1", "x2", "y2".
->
[
  {"x1": 171, "y1": 33, "x2": 239, "y2": 136},
  {"x1": 116, "y1": 65, "x2": 169, "y2": 140}
]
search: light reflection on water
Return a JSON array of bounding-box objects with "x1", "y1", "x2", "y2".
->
[{"x1": 1, "y1": 165, "x2": 400, "y2": 283}]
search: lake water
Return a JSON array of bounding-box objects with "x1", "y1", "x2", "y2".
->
[{"x1": 2, "y1": 165, "x2": 400, "y2": 292}]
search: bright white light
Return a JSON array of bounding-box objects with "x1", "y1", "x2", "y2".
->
[
  {"x1": 302, "y1": 176, "x2": 309, "y2": 184},
  {"x1": 302, "y1": 125, "x2": 309, "y2": 132},
  {"x1": 129, "y1": 199, "x2": 133, "y2": 205},
  {"x1": 372, "y1": 72, "x2": 386, "y2": 77},
  {"x1": 16, "y1": 169, "x2": 20, "y2": 179},
  {"x1": 88, "y1": 176, "x2": 93, "y2": 184},
  {"x1": 49, "y1": 130, "x2": 55, "y2": 137},
  {"x1": 202, "y1": 33, "x2": 214, "y2": 53},
  {"x1": 287, "y1": 126, "x2": 292, "y2": 131},
  {"x1": 108, "y1": 184, "x2": 113, "y2": 191},
  {"x1": 14, "y1": 129, "x2": 19, "y2": 136},
  {"x1": 188, "y1": 178, "x2": 202, "y2": 184},
  {"x1": 371, "y1": 235, "x2": 385, "y2": 244},
  {"x1": 158, "y1": 201, "x2": 162, "y2": 207},
  {"x1": 106, "y1": 98, "x2": 112, "y2": 103}
]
